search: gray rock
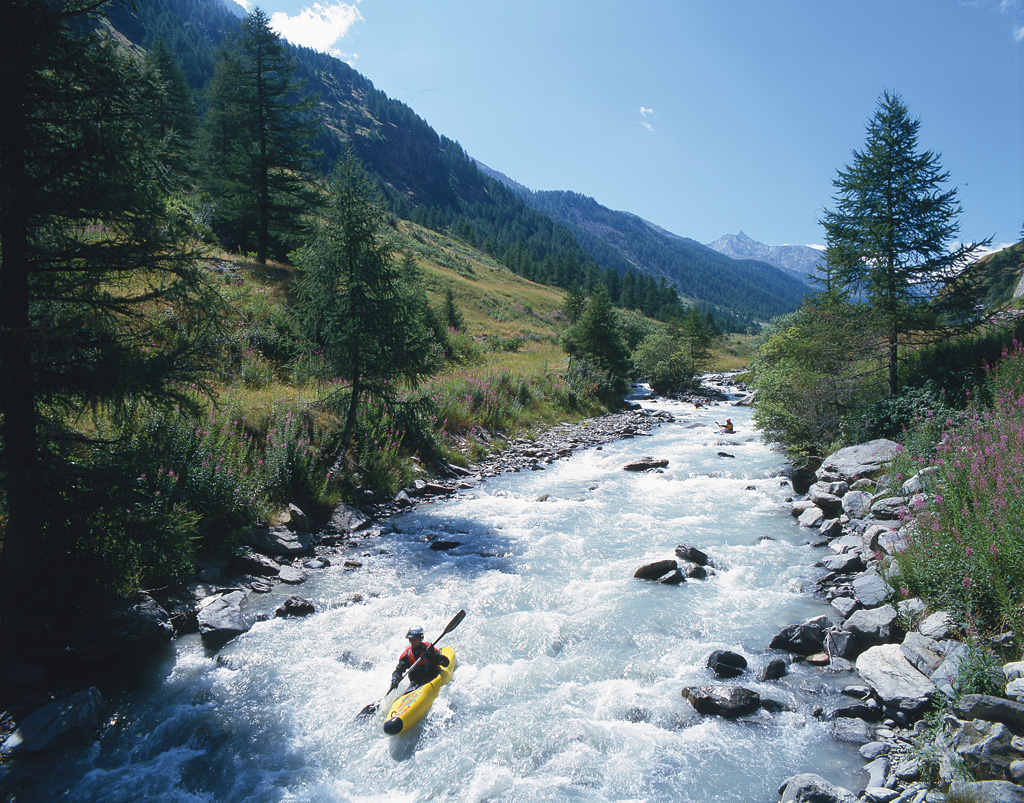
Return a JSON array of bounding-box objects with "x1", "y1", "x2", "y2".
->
[
  {"x1": 842, "y1": 490, "x2": 874, "y2": 519},
  {"x1": 947, "y1": 717, "x2": 1017, "y2": 781},
  {"x1": 845, "y1": 604, "x2": 902, "y2": 647},
  {"x1": 2, "y1": 688, "x2": 106, "y2": 753},
  {"x1": 681, "y1": 686, "x2": 760, "y2": 718},
  {"x1": 770, "y1": 616, "x2": 832, "y2": 656},
  {"x1": 832, "y1": 596, "x2": 861, "y2": 619},
  {"x1": 831, "y1": 717, "x2": 874, "y2": 743},
  {"x1": 860, "y1": 741, "x2": 890, "y2": 760},
  {"x1": 809, "y1": 486, "x2": 844, "y2": 517},
  {"x1": 326, "y1": 502, "x2": 371, "y2": 533},
  {"x1": 857, "y1": 644, "x2": 937, "y2": 707},
  {"x1": 918, "y1": 611, "x2": 954, "y2": 640},
  {"x1": 932, "y1": 642, "x2": 968, "y2": 697},
  {"x1": 799, "y1": 506, "x2": 826, "y2": 529},
  {"x1": 245, "y1": 525, "x2": 314, "y2": 557},
  {"x1": 817, "y1": 553, "x2": 867, "y2": 573},
  {"x1": 946, "y1": 781, "x2": 1024, "y2": 803},
  {"x1": 853, "y1": 574, "x2": 894, "y2": 608},
  {"x1": 1006, "y1": 678, "x2": 1024, "y2": 701},
  {"x1": 819, "y1": 518, "x2": 845, "y2": 539},
  {"x1": 896, "y1": 597, "x2": 928, "y2": 623},
  {"x1": 901, "y1": 467, "x2": 939, "y2": 496},
  {"x1": 900, "y1": 632, "x2": 945, "y2": 676},
  {"x1": 825, "y1": 628, "x2": 859, "y2": 659},
  {"x1": 956, "y1": 695, "x2": 1024, "y2": 729},
  {"x1": 871, "y1": 496, "x2": 910, "y2": 519},
  {"x1": 864, "y1": 789, "x2": 899, "y2": 803},
  {"x1": 864, "y1": 756, "x2": 890, "y2": 789},
  {"x1": 817, "y1": 439, "x2": 899, "y2": 484},
  {"x1": 197, "y1": 590, "x2": 253, "y2": 650},
  {"x1": 282, "y1": 503, "x2": 312, "y2": 532},
  {"x1": 829, "y1": 534, "x2": 863, "y2": 553},
  {"x1": 277, "y1": 565, "x2": 307, "y2": 584},
  {"x1": 778, "y1": 773, "x2": 858, "y2": 803},
  {"x1": 792, "y1": 499, "x2": 818, "y2": 517},
  {"x1": 1005, "y1": 661, "x2": 1024, "y2": 682}
]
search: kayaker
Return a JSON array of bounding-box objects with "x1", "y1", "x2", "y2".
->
[
  {"x1": 389, "y1": 625, "x2": 450, "y2": 691},
  {"x1": 718, "y1": 418, "x2": 734, "y2": 434}
]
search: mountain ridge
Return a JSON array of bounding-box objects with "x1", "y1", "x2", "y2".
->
[{"x1": 707, "y1": 231, "x2": 824, "y2": 283}]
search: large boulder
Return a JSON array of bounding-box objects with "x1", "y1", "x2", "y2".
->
[
  {"x1": 197, "y1": 590, "x2": 253, "y2": 650},
  {"x1": 681, "y1": 685, "x2": 761, "y2": 718},
  {"x1": 770, "y1": 616, "x2": 831, "y2": 656},
  {"x1": 778, "y1": 773, "x2": 858, "y2": 803},
  {"x1": 844, "y1": 605, "x2": 902, "y2": 648},
  {"x1": 2, "y1": 687, "x2": 105, "y2": 753},
  {"x1": 817, "y1": 439, "x2": 899, "y2": 484},
  {"x1": 857, "y1": 644, "x2": 937, "y2": 709}
]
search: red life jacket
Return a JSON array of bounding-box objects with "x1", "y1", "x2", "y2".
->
[{"x1": 400, "y1": 641, "x2": 434, "y2": 667}]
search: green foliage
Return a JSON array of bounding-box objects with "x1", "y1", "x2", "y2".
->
[
  {"x1": 199, "y1": 8, "x2": 320, "y2": 263},
  {"x1": 751, "y1": 297, "x2": 884, "y2": 455},
  {"x1": 293, "y1": 150, "x2": 441, "y2": 443},
  {"x1": 0, "y1": 2, "x2": 224, "y2": 634},
  {"x1": 632, "y1": 326, "x2": 699, "y2": 396},
  {"x1": 820, "y1": 90, "x2": 990, "y2": 396},
  {"x1": 893, "y1": 341, "x2": 1024, "y2": 640},
  {"x1": 560, "y1": 286, "x2": 630, "y2": 385},
  {"x1": 953, "y1": 643, "x2": 1005, "y2": 699}
]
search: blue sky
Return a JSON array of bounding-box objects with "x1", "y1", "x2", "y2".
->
[{"x1": 242, "y1": 0, "x2": 1023, "y2": 250}]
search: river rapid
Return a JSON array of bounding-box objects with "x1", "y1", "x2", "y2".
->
[{"x1": 8, "y1": 394, "x2": 867, "y2": 802}]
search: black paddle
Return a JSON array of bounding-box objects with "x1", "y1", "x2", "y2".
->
[{"x1": 356, "y1": 609, "x2": 466, "y2": 720}]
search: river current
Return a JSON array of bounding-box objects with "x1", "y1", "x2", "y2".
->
[{"x1": 8, "y1": 393, "x2": 866, "y2": 802}]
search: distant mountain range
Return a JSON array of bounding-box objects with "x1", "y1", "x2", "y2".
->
[
  {"x1": 707, "y1": 231, "x2": 824, "y2": 283},
  {"x1": 474, "y1": 165, "x2": 810, "y2": 320}
]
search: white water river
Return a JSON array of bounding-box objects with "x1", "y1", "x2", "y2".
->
[{"x1": 9, "y1": 394, "x2": 866, "y2": 802}]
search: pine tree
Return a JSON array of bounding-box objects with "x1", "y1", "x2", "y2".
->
[
  {"x1": 200, "y1": 7, "x2": 320, "y2": 262},
  {"x1": 0, "y1": 0, "x2": 221, "y2": 637},
  {"x1": 294, "y1": 151, "x2": 439, "y2": 445},
  {"x1": 820, "y1": 90, "x2": 989, "y2": 395},
  {"x1": 560, "y1": 285, "x2": 630, "y2": 379}
]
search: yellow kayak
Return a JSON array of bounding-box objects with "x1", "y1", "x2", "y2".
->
[{"x1": 382, "y1": 647, "x2": 455, "y2": 735}]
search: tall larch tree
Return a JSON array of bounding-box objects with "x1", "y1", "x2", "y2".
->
[
  {"x1": 820, "y1": 90, "x2": 989, "y2": 396},
  {"x1": 201, "y1": 7, "x2": 320, "y2": 263},
  {"x1": 294, "y1": 150, "x2": 439, "y2": 446}
]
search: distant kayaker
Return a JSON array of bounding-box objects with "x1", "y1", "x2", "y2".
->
[
  {"x1": 389, "y1": 625, "x2": 451, "y2": 691},
  {"x1": 718, "y1": 418, "x2": 734, "y2": 434}
]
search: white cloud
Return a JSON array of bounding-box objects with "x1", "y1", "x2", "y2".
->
[
  {"x1": 1015, "y1": 23, "x2": 1024, "y2": 39},
  {"x1": 269, "y1": 2, "x2": 362, "y2": 59},
  {"x1": 638, "y1": 106, "x2": 654, "y2": 132}
]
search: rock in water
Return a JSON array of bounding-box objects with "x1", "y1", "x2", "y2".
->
[{"x1": 681, "y1": 686, "x2": 760, "y2": 718}]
